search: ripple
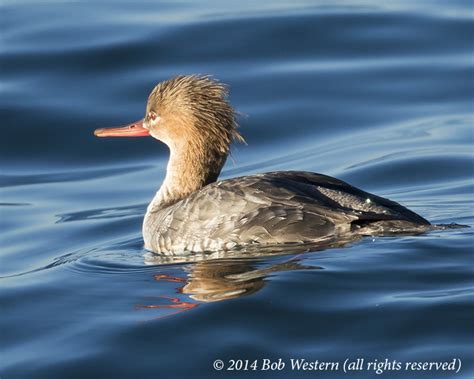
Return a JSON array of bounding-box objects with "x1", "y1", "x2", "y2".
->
[
  {"x1": 56, "y1": 204, "x2": 146, "y2": 223},
  {"x1": 394, "y1": 287, "x2": 474, "y2": 300},
  {"x1": 344, "y1": 154, "x2": 473, "y2": 190},
  {"x1": 0, "y1": 236, "x2": 148, "y2": 279},
  {"x1": 55, "y1": 239, "x2": 152, "y2": 275},
  {"x1": 0, "y1": 165, "x2": 152, "y2": 188},
  {"x1": 0, "y1": 202, "x2": 31, "y2": 206}
]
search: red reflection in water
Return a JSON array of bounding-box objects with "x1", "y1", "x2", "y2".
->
[
  {"x1": 136, "y1": 272, "x2": 198, "y2": 320},
  {"x1": 154, "y1": 274, "x2": 186, "y2": 283},
  {"x1": 136, "y1": 296, "x2": 198, "y2": 319}
]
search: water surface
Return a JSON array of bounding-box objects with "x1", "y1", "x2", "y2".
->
[{"x1": 1, "y1": 1, "x2": 473, "y2": 378}]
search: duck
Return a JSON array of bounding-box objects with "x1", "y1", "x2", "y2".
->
[{"x1": 94, "y1": 75, "x2": 433, "y2": 255}]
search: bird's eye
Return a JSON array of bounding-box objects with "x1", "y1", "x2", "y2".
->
[{"x1": 148, "y1": 111, "x2": 158, "y2": 121}]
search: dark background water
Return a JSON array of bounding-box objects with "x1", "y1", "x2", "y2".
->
[{"x1": 1, "y1": 1, "x2": 473, "y2": 378}]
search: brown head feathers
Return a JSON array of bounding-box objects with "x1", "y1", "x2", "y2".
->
[{"x1": 147, "y1": 75, "x2": 244, "y2": 154}]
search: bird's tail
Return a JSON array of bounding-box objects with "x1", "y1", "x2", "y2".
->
[
  {"x1": 428, "y1": 223, "x2": 470, "y2": 230},
  {"x1": 354, "y1": 221, "x2": 469, "y2": 236}
]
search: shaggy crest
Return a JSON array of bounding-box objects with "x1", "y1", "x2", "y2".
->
[{"x1": 147, "y1": 75, "x2": 244, "y2": 153}]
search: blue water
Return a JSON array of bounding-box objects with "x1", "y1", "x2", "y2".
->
[{"x1": 1, "y1": 1, "x2": 473, "y2": 378}]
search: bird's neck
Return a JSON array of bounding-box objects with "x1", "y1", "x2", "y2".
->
[{"x1": 147, "y1": 140, "x2": 227, "y2": 213}]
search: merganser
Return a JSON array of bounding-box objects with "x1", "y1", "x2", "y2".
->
[{"x1": 94, "y1": 75, "x2": 435, "y2": 255}]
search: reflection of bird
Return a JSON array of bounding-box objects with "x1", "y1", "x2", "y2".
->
[
  {"x1": 95, "y1": 75, "x2": 436, "y2": 255},
  {"x1": 182, "y1": 259, "x2": 316, "y2": 302},
  {"x1": 135, "y1": 256, "x2": 318, "y2": 321},
  {"x1": 151, "y1": 256, "x2": 319, "y2": 305}
]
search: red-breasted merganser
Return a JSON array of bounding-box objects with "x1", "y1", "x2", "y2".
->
[{"x1": 94, "y1": 75, "x2": 435, "y2": 255}]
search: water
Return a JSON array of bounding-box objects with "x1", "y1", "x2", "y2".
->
[{"x1": 1, "y1": 1, "x2": 473, "y2": 378}]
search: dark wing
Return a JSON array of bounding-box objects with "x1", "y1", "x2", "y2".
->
[{"x1": 255, "y1": 171, "x2": 430, "y2": 225}]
